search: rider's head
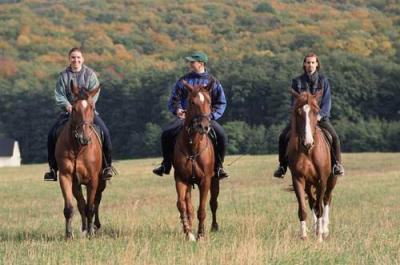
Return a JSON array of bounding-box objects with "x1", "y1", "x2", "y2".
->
[
  {"x1": 303, "y1": 53, "x2": 321, "y2": 76},
  {"x1": 69, "y1": 47, "x2": 84, "y2": 72},
  {"x1": 185, "y1": 51, "x2": 208, "y2": 74}
]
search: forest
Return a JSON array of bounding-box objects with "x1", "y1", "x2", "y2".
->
[{"x1": 0, "y1": 0, "x2": 399, "y2": 163}]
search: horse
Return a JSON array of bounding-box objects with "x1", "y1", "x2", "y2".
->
[
  {"x1": 173, "y1": 80, "x2": 220, "y2": 241},
  {"x1": 287, "y1": 90, "x2": 337, "y2": 242},
  {"x1": 56, "y1": 80, "x2": 106, "y2": 239}
]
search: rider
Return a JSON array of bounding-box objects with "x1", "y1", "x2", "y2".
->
[
  {"x1": 273, "y1": 52, "x2": 345, "y2": 178},
  {"x1": 43, "y1": 47, "x2": 114, "y2": 181},
  {"x1": 152, "y1": 51, "x2": 229, "y2": 179}
]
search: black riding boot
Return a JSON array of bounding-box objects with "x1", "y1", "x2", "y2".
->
[
  {"x1": 102, "y1": 149, "x2": 115, "y2": 181},
  {"x1": 274, "y1": 125, "x2": 290, "y2": 178}
]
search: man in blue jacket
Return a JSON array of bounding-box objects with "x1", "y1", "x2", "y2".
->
[
  {"x1": 274, "y1": 53, "x2": 345, "y2": 178},
  {"x1": 153, "y1": 51, "x2": 229, "y2": 179}
]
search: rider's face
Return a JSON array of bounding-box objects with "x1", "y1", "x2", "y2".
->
[
  {"x1": 188, "y1": 61, "x2": 205, "y2": 73},
  {"x1": 69, "y1": 51, "x2": 84, "y2": 71},
  {"x1": 303, "y1": 56, "x2": 318, "y2": 75}
]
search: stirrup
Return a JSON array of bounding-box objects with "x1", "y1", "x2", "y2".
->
[
  {"x1": 216, "y1": 167, "x2": 229, "y2": 180},
  {"x1": 102, "y1": 166, "x2": 117, "y2": 181},
  {"x1": 333, "y1": 163, "x2": 344, "y2": 177}
]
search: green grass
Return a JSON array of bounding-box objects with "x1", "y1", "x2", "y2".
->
[{"x1": 0, "y1": 153, "x2": 399, "y2": 265}]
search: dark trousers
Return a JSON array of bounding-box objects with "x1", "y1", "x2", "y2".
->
[
  {"x1": 47, "y1": 113, "x2": 112, "y2": 170},
  {"x1": 161, "y1": 119, "x2": 227, "y2": 167},
  {"x1": 278, "y1": 119, "x2": 342, "y2": 166}
]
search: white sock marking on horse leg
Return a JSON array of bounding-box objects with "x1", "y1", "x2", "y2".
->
[
  {"x1": 303, "y1": 104, "x2": 313, "y2": 146},
  {"x1": 198, "y1": 92, "x2": 204, "y2": 103},
  {"x1": 312, "y1": 209, "x2": 317, "y2": 232},
  {"x1": 187, "y1": 232, "x2": 196, "y2": 242},
  {"x1": 317, "y1": 217, "x2": 323, "y2": 242},
  {"x1": 322, "y1": 204, "x2": 330, "y2": 235},
  {"x1": 300, "y1": 221, "x2": 307, "y2": 239}
]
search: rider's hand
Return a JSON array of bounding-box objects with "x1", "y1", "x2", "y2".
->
[
  {"x1": 177, "y1": 108, "x2": 186, "y2": 120},
  {"x1": 66, "y1": 105, "x2": 72, "y2": 113}
]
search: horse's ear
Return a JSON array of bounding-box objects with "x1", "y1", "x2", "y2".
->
[
  {"x1": 291, "y1": 89, "x2": 300, "y2": 98},
  {"x1": 182, "y1": 80, "x2": 194, "y2": 93},
  {"x1": 314, "y1": 89, "x2": 323, "y2": 101},
  {"x1": 70, "y1": 80, "x2": 79, "y2": 97},
  {"x1": 204, "y1": 79, "x2": 214, "y2": 92},
  {"x1": 87, "y1": 85, "x2": 100, "y2": 99}
]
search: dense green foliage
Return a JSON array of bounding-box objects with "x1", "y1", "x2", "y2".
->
[{"x1": 0, "y1": 0, "x2": 399, "y2": 163}]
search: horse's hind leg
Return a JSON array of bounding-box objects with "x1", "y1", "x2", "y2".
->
[
  {"x1": 72, "y1": 183, "x2": 88, "y2": 236},
  {"x1": 176, "y1": 180, "x2": 195, "y2": 241},
  {"x1": 59, "y1": 174, "x2": 74, "y2": 240},
  {"x1": 210, "y1": 177, "x2": 220, "y2": 232},
  {"x1": 292, "y1": 177, "x2": 308, "y2": 240},
  {"x1": 94, "y1": 180, "x2": 106, "y2": 230},
  {"x1": 86, "y1": 183, "x2": 98, "y2": 238},
  {"x1": 305, "y1": 184, "x2": 317, "y2": 232},
  {"x1": 322, "y1": 174, "x2": 337, "y2": 238},
  {"x1": 315, "y1": 179, "x2": 327, "y2": 243}
]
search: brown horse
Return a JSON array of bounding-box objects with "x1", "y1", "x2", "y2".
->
[
  {"x1": 287, "y1": 90, "x2": 337, "y2": 242},
  {"x1": 56, "y1": 81, "x2": 106, "y2": 239},
  {"x1": 173, "y1": 80, "x2": 220, "y2": 241}
]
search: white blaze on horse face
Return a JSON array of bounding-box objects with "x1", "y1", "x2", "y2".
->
[
  {"x1": 198, "y1": 92, "x2": 205, "y2": 103},
  {"x1": 303, "y1": 104, "x2": 314, "y2": 146},
  {"x1": 81, "y1": 100, "x2": 88, "y2": 109}
]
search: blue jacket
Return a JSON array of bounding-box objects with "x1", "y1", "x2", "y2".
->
[
  {"x1": 291, "y1": 73, "x2": 332, "y2": 119},
  {"x1": 168, "y1": 71, "x2": 227, "y2": 120}
]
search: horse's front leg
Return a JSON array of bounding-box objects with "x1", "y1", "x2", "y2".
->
[
  {"x1": 197, "y1": 177, "x2": 211, "y2": 240},
  {"x1": 292, "y1": 176, "x2": 308, "y2": 240},
  {"x1": 210, "y1": 176, "x2": 220, "y2": 232},
  {"x1": 59, "y1": 174, "x2": 75, "y2": 240},
  {"x1": 176, "y1": 179, "x2": 195, "y2": 241},
  {"x1": 322, "y1": 174, "x2": 337, "y2": 239}
]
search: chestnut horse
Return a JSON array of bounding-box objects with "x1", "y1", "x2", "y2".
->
[
  {"x1": 56, "y1": 81, "x2": 106, "y2": 239},
  {"x1": 287, "y1": 90, "x2": 337, "y2": 242},
  {"x1": 173, "y1": 80, "x2": 220, "y2": 241}
]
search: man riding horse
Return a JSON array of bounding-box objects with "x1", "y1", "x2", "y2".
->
[
  {"x1": 153, "y1": 51, "x2": 229, "y2": 179},
  {"x1": 274, "y1": 52, "x2": 345, "y2": 178},
  {"x1": 44, "y1": 47, "x2": 115, "y2": 181}
]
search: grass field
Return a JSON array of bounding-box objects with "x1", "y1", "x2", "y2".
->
[{"x1": 0, "y1": 153, "x2": 399, "y2": 265}]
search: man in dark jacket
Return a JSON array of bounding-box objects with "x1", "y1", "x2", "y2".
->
[
  {"x1": 274, "y1": 53, "x2": 345, "y2": 178},
  {"x1": 44, "y1": 47, "x2": 114, "y2": 181},
  {"x1": 153, "y1": 51, "x2": 229, "y2": 179}
]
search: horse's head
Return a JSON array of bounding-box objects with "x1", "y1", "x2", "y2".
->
[
  {"x1": 70, "y1": 80, "x2": 100, "y2": 146},
  {"x1": 291, "y1": 89, "x2": 322, "y2": 150},
  {"x1": 182, "y1": 80, "x2": 213, "y2": 135}
]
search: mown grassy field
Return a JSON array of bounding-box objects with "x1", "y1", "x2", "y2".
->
[{"x1": 0, "y1": 153, "x2": 399, "y2": 265}]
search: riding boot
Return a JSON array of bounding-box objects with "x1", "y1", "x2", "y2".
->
[
  {"x1": 274, "y1": 127, "x2": 290, "y2": 178},
  {"x1": 215, "y1": 146, "x2": 229, "y2": 180},
  {"x1": 101, "y1": 150, "x2": 115, "y2": 181},
  {"x1": 332, "y1": 145, "x2": 344, "y2": 177},
  {"x1": 44, "y1": 168, "x2": 57, "y2": 181}
]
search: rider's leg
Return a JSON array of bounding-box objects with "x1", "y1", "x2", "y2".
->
[
  {"x1": 44, "y1": 113, "x2": 69, "y2": 181},
  {"x1": 318, "y1": 119, "x2": 344, "y2": 176},
  {"x1": 210, "y1": 120, "x2": 229, "y2": 179},
  {"x1": 273, "y1": 124, "x2": 291, "y2": 178},
  {"x1": 93, "y1": 114, "x2": 114, "y2": 180},
  {"x1": 153, "y1": 119, "x2": 184, "y2": 176}
]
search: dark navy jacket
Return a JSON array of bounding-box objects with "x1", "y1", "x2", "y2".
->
[
  {"x1": 168, "y1": 71, "x2": 227, "y2": 120},
  {"x1": 291, "y1": 73, "x2": 332, "y2": 119}
]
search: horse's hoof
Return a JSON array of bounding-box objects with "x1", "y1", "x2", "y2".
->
[
  {"x1": 186, "y1": 232, "x2": 196, "y2": 242},
  {"x1": 65, "y1": 233, "x2": 74, "y2": 241},
  {"x1": 80, "y1": 230, "x2": 87, "y2": 238},
  {"x1": 211, "y1": 223, "x2": 219, "y2": 232},
  {"x1": 300, "y1": 235, "x2": 308, "y2": 241},
  {"x1": 322, "y1": 231, "x2": 329, "y2": 239},
  {"x1": 197, "y1": 234, "x2": 206, "y2": 241},
  {"x1": 317, "y1": 235, "x2": 323, "y2": 243}
]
